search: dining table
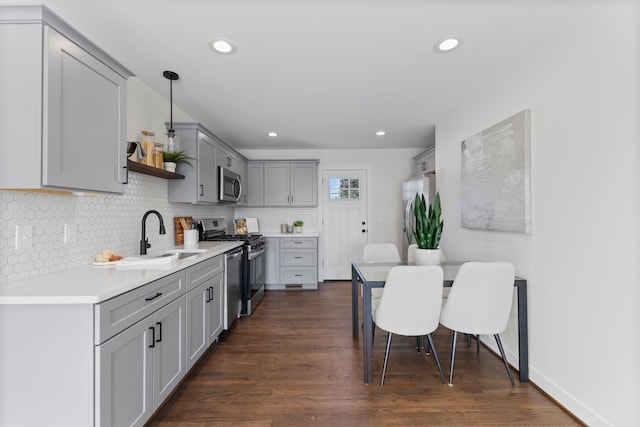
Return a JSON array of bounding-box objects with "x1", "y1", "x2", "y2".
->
[{"x1": 351, "y1": 261, "x2": 529, "y2": 385}]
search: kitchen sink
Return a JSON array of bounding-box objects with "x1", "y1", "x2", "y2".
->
[{"x1": 160, "y1": 249, "x2": 208, "y2": 260}]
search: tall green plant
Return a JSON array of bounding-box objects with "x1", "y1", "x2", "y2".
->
[{"x1": 413, "y1": 192, "x2": 443, "y2": 249}]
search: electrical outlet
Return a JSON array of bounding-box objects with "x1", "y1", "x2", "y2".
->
[
  {"x1": 14, "y1": 225, "x2": 33, "y2": 250},
  {"x1": 63, "y1": 223, "x2": 77, "y2": 244}
]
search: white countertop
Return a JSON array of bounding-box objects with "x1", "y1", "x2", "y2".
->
[
  {"x1": 0, "y1": 241, "x2": 243, "y2": 305},
  {"x1": 262, "y1": 233, "x2": 319, "y2": 238}
]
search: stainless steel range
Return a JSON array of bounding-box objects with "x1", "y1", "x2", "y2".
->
[{"x1": 198, "y1": 218, "x2": 265, "y2": 317}]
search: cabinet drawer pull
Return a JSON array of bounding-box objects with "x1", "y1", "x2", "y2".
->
[
  {"x1": 294, "y1": 274, "x2": 303, "y2": 277},
  {"x1": 294, "y1": 241, "x2": 303, "y2": 244},
  {"x1": 149, "y1": 326, "x2": 156, "y2": 348},
  {"x1": 145, "y1": 292, "x2": 162, "y2": 301},
  {"x1": 156, "y1": 322, "x2": 162, "y2": 343},
  {"x1": 294, "y1": 256, "x2": 303, "y2": 259}
]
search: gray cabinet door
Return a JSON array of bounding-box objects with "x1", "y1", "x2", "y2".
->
[
  {"x1": 152, "y1": 297, "x2": 186, "y2": 409},
  {"x1": 197, "y1": 133, "x2": 217, "y2": 202},
  {"x1": 247, "y1": 162, "x2": 264, "y2": 206},
  {"x1": 186, "y1": 283, "x2": 208, "y2": 370},
  {"x1": 207, "y1": 273, "x2": 224, "y2": 343},
  {"x1": 264, "y1": 162, "x2": 291, "y2": 206},
  {"x1": 96, "y1": 316, "x2": 154, "y2": 427},
  {"x1": 45, "y1": 26, "x2": 126, "y2": 193},
  {"x1": 265, "y1": 237, "x2": 280, "y2": 285},
  {"x1": 291, "y1": 162, "x2": 317, "y2": 206},
  {"x1": 168, "y1": 124, "x2": 218, "y2": 204}
]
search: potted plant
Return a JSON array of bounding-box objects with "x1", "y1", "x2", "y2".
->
[
  {"x1": 412, "y1": 192, "x2": 443, "y2": 265},
  {"x1": 162, "y1": 150, "x2": 194, "y2": 173},
  {"x1": 293, "y1": 220, "x2": 304, "y2": 234}
]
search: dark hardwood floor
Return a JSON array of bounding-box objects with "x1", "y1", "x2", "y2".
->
[{"x1": 149, "y1": 281, "x2": 581, "y2": 426}]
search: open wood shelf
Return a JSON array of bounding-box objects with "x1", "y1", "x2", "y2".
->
[{"x1": 127, "y1": 160, "x2": 185, "y2": 180}]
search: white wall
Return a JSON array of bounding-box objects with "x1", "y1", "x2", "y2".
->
[
  {"x1": 435, "y1": 3, "x2": 639, "y2": 425},
  {"x1": 127, "y1": 77, "x2": 194, "y2": 144}
]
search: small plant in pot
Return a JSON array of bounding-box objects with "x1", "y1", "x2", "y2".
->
[
  {"x1": 293, "y1": 220, "x2": 304, "y2": 234},
  {"x1": 162, "y1": 150, "x2": 194, "y2": 173},
  {"x1": 413, "y1": 192, "x2": 443, "y2": 265}
]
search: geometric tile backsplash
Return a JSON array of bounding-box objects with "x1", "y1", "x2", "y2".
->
[{"x1": 0, "y1": 172, "x2": 318, "y2": 285}]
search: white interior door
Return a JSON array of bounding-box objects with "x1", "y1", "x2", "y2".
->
[{"x1": 322, "y1": 170, "x2": 368, "y2": 280}]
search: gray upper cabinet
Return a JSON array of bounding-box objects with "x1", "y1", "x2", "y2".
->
[
  {"x1": 0, "y1": 6, "x2": 132, "y2": 194},
  {"x1": 262, "y1": 161, "x2": 318, "y2": 207},
  {"x1": 216, "y1": 144, "x2": 237, "y2": 172},
  {"x1": 247, "y1": 162, "x2": 264, "y2": 206},
  {"x1": 414, "y1": 147, "x2": 435, "y2": 174},
  {"x1": 168, "y1": 123, "x2": 218, "y2": 204}
]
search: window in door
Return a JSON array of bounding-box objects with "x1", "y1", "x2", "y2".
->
[{"x1": 329, "y1": 178, "x2": 360, "y2": 200}]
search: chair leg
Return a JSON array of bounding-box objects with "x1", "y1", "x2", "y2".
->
[
  {"x1": 381, "y1": 332, "x2": 393, "y2": 386},
  {"x1": 415, "y1": 336, "x2": 421, "y2": 353},
  {"x1": 476, "y1": 334, "x2": 480, "y2": 354},
  {"x1": 426, "y1": 334, "x2": 446, "y2": 384},
  {"x1": 494, "y1": 334, "x2": 515, "y2": 387},
  {"x1": 448, "y1": 330, "x2": 458, "y2": 386}
]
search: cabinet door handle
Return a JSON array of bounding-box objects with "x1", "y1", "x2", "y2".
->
[
  {"x1": 149, "y1": 326, "x2": 156, "y2": 348},
  {"x1": 145, "y1": 292, "x2": 162, "y2": 301},
  {"x1": 123, "y1": 166, "x2": 129, "y2": 184},
  {"x1": 209, "y1": 286, "x2": 214, "y2": 301},
  {"x1": 200, "y1": 185, "x2": 204, "y2": 197},
  {"x1": 156, "y1": 322, "x2": 162, "y2": 343}
]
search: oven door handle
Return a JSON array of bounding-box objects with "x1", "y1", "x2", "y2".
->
[
  {"x1": 227, "y1": 249, "x2": 244, "y2": 259},
  {"x1": 248, "y1": 248, "x2": 265, "y2": 260}
]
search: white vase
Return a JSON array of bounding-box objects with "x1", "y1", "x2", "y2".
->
[
  {"x1": 294, "y1": 226, "x2": 303, "y2": 234},
  {"x1": 164, "y1": 162, "x2": 176, "y2": 173},
  {"x1": 414, "y1": 248, "x2": 441, "y2": 265}
]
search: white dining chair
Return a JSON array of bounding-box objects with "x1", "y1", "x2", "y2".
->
[
  {"x1": 439, "y1": 262, "x2": 516, "y2": 386},
  {"x1": 373, "y1": 265, "x2": 446, "y2": 386}
]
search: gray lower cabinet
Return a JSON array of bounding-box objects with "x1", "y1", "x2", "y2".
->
[
  {"x1": 0, "y1": 255, "x2": 227, "y2": 427},
  {"x1": 0, "y1": 5, "x2": 131, "y2": 194},
  {"x1": 265, "y1": 237, "x2": 280, "y2": 285},
  {"x1": 185, "y1": 255, "x2": 224, "y2": 369},
  {"x1": 266, "y1": 237, "x2": 318, "y2": 290},
  {"x1": 95, "y1": 271, "x2": 187, "y2": 427}
]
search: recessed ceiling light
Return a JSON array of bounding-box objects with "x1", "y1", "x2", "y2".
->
[
  {"x1": 434, "y1": 36, "x2": 463, "y2": 53},
  {"x1": 208, "y1": 38, "x2": 237, "y2": 55},
  {"x1": 376, "y1": 130, "x2": 386, "y2": 136},
  {"x1": 267, "y1": 132, "x2": 278, "y2": 137}
]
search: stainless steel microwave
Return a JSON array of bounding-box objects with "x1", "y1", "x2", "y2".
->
[{"x1": 219, "y1": 166, "x2": 242, "y2": 203}]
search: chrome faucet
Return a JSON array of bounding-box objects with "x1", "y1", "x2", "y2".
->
[{"x1": 140, "y1": 210, "x2": 166, "y2": 255}]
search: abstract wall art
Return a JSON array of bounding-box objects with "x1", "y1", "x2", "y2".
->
[{"x1": 460, "y1": 109, "x2": 531, "y2": 233}]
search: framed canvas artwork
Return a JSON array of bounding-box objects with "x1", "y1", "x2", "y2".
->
[{"x1": 460, "y1": 109, "x2": 531, "y2": 233}]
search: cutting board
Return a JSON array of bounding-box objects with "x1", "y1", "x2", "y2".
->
[
  {"x1": 246, "y1": 218, "x2": 259, "y2": 234},
  {"x1": 174, "y1": 216, "x2": 193, "y2": 245}
]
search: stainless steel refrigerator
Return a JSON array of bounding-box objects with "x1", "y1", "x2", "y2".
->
[{"x1": 402, "y1": 171, "x2": 436, "y2": 262}]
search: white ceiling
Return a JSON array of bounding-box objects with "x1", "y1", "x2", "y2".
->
[{"x1": 3, "y1": 0, "x2": 594, "y2": 150}]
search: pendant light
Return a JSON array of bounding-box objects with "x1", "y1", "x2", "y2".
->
[{"x1": 163, "y1": 70, "x2": 179, "y2": 152}]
